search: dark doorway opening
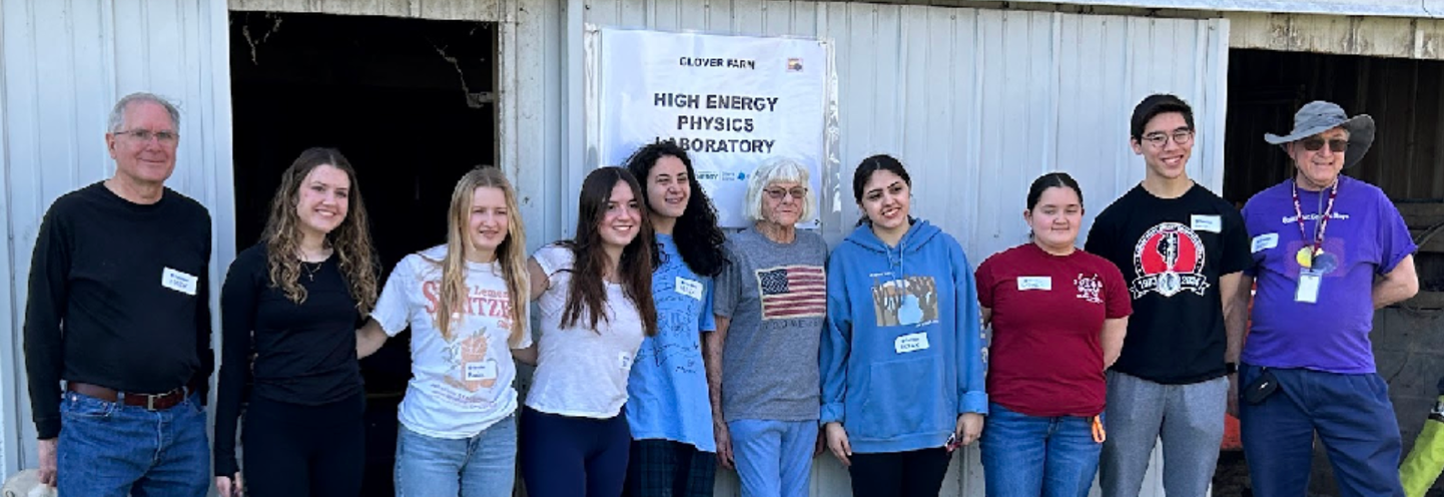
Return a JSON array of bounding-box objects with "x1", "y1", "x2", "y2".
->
[{"x1": 229, "y1": 11, "x2": 497, "y2": 495}]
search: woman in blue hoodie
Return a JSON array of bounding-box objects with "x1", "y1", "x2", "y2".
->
[{"x1": 820, "y1": 154, "x2": 988, "y2": 497}]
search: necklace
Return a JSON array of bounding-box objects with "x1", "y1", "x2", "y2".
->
[{"x1": 302, "y1": 260, "x2": 324, "y2": 281}]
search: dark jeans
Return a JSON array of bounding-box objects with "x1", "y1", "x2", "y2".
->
[{"x1": 1239, "y1": 363, "x2": 1404, "y2": 496}]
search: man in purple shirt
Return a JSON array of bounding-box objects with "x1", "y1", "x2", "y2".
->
[{"x1": 1231, "y1": 101, "x2": 1420, "y2": 496}]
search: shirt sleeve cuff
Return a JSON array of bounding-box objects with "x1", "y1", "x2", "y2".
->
[
  {"x1": 37, "y1": 418, "x2": 60, "y2": 441},
  {"x1": 820, "y1": 403, "x2": 845, "y2": 424},
  {"x1": 958, "y1": 390, "x2": 989, "y2": 415}
]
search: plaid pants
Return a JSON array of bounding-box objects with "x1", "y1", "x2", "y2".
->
[{"x1": 624, "y1": 439, "x2": 717, "y2": 496}]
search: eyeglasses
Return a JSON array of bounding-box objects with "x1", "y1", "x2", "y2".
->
[
  {"x1": 116, "y1": 129, "x2": 179, "y2": 145},
  {"x1": 1140, "y1": 128, "x2": 1194, "y2": 149},
  {"x1": 764, "y1": 187, "x2": 808, "y2": 201},
  {"x1": 1301, "y1": 137, "x2": 1348, "y2": 153}
]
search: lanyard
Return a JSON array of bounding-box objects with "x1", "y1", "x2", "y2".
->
[{"x1": 1290, "y1": 178, "x2": 1339, "y2": 261}]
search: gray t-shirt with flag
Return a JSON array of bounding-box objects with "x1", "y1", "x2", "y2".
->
[{"x1": 714, "y1": 226, "x2": 829, "y2": 422}]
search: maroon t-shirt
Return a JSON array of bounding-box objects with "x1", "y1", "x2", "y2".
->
[{"x1": 975, "y1": 244, "x2": 1131, "y2": 417}]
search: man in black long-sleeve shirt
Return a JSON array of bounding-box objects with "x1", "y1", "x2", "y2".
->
[{"x1": 23, "y1": 92, "x2": 214, "y2": 496}]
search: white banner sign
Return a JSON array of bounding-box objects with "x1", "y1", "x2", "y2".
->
[{"x1": 597, "y1": 28, "x2": 829, "y2": 228}]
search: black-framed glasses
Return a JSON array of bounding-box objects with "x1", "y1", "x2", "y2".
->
[
  {"x1": 764, "y1": 187, "x2": 808, "y2": 200},
  {"x1": 1140, "y1": 128, "x2": 1194, "y2": 149},
  {"x1": 116, "y1": 129, "x2": 179, "y2": 145},
  {"x1": 1301, "y1": 137, "x2": 1348, "y2": 153}
]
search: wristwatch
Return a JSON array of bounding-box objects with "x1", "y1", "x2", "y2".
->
[{"x1": 1225, "y1": 362, "x2": 1239, "y2": 375}]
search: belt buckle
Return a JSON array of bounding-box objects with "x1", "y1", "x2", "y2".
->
[{"x1": 145, "y1": 393, "x2": 161, "y2": 411}]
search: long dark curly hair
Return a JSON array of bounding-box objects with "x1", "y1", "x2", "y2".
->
[
  {"x1": 262, "y1": 147, "x2": 379, "y2": 313},
  {"x1": 624, "y1": 141, "x2": 726, "y2": 277}
]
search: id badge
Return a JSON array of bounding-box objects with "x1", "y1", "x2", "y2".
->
[{"x1": 1295, "y1": 268, "x2": 1322, "y2": 304}]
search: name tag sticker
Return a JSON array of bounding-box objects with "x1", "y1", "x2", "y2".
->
[
  {"x1": 1191, "y1": 215, "x2": 1223, "y2": 233},
  {"x1": 161, "y1": 267, "x2": 198, "y2": 296},
  {"x1": 895, "y1": 332, "x2": 930, "y2": 354},
  {"x1": 465, "y1": 360, "x2": 498, "y2": 381},
  {"x1": 1251, "y1": 233, "x2": 1279, "y2": 253},
  {"x1": 1017, "y1": 277, "x2": 1052, "y2": 291},
  {"x1": 618, "y1": 352, "x2": 633, "y2": 372},
  {"x1": 675, "y1": 277, "x2": 704, "y2": 301}
]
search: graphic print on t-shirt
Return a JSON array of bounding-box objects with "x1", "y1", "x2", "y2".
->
[
  {"x1": 870, "y1": 275, "x2": 937, "y2": 327},
  {"x1": 1129, "y1": 222, "x2": 1209, "y2": 299},
  {"x1": 423, "y1": 281, "x2": 513, "y2": 396},
  {"x1": 756, "y1": 265, "x2": 826, "y2": 320},
  {"x1": 1075, "y1": 273, "x2": 1104, "y2": 304}
]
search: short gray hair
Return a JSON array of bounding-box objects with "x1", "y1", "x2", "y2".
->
[
  {"x1": 744, "y1": 157, "x2": 815, "y2": 223},
  {"x1": 108, "y1": 92, "x2": 180, "y2": 133}
]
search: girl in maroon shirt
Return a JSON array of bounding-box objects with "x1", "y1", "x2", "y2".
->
[{"x1": 974, "y1": 173, "x2": 1131, "y2": 496}]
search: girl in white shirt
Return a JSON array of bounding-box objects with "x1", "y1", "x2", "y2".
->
[
  {"x1": 518, "y1": 166, "x2": 658, "y2": 497},
  {"x1": 357, "y1": 167, "x2": 532, "y2": 496}
]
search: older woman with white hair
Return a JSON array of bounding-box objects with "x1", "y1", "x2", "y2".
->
[{"x1": 704, "y1": 158, "x2": 829, "y2": 497}]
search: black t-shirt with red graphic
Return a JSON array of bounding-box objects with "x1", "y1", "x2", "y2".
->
[{"x1": 1085, "y1": 183, "x2": 1251, "y2": 384}]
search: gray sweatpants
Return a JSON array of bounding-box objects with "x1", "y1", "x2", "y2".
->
[{"x1": 1099, "y1": 370, "x2": 1227, "y2": 497}]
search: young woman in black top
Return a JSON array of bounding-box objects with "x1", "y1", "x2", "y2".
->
[{"x1": 213, "y1": 148, "x2": 380, "y2": 496}]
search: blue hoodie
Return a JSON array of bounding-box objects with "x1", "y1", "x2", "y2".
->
[{"x1": 820, "y1": 220, "x2": 987, "y2": 454}]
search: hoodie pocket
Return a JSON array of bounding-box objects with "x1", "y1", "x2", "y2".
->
[{"x1": 848, "y1": 356, "x2": 953, "y2": 440}]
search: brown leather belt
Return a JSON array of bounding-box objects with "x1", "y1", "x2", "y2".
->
[{"x1": 67, "y1": 381, "x2": 199, "y2": 411}]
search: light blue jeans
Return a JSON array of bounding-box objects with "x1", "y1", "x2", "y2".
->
[
  {"x1": 394, "y1": 414, "x2": 518, "y2": 497},
  {"x1": 727, "y1": 419, "x2": 816, "y2": 497}
]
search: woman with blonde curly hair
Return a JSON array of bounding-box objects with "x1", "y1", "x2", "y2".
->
[
  {"x1": 356, "y1": 166, "x2": 533, "y2": 497},
  {"x1": 213, "y1": 147, "x2": 379, "y2": 496}
]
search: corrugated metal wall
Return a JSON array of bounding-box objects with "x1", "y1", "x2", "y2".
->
[
  {"x1": 0, "y1": 0, "x2": 235, "y2": 478},
  {"x1": 576, "y1": 0, "x2": 1229, "y2": 496}
]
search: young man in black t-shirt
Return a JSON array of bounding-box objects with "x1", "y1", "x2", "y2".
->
[
  {"x1": 1084, "y1": 94, "x2": 1251, "y2": 497},
  {"x1": 23, "y1": 93, "x2": 213, "y2": 496}
]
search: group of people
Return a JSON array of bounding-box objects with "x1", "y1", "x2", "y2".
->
[{"x1": 22, "y1": 91, "x2": 1418, "y2": 498}]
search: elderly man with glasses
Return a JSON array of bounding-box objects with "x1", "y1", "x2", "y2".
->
[
  {"x1": 24, "y1": 92, "x2": 214, "y2": 496},
  {"x1": 1231, "y1": 101, "x2": 1419, "y2": 496}
]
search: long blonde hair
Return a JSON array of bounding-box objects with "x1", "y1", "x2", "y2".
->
[
  {"x1": 263, "y1": 147, "x2": 378, "y2": 313},
  {"x1": 430, "y1": 167, "x2": 529, "y2": 345}
]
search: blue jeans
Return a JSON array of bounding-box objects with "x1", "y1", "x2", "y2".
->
[
  {"x1": 727, "y1": 420, "x2": 816, "y2": 497},
  {"x1": 1239, "y1": 363, "x2": 1404, "y2": 496},
  {"x1": 56, "y1": 390, "x2": 210, "y2": 496},
  {"x1": 394, "y1": 414, "x2": 518, "y2": 497},
  {"x1": 980, "y1": 402, "x2": 1101, "y2": 497}
]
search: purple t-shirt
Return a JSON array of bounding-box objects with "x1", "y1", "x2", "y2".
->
[{"x1": 1241, "y1": 176, "x2": 1416, "y2": 373}]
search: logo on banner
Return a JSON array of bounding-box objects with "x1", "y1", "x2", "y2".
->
[
  {"x1": 787, "y1": 58, "x2": 804, "y2": 72},
  {"x1": 1129, "y1": 222, "x2": 1209, "y2": 299}
]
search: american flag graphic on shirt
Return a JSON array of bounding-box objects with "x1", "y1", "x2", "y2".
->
[{"x1": 757, "y1": 265, "x2": 827, "y2": 320}]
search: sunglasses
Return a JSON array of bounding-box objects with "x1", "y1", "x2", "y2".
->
[{"x1": 1301, "y1": 137, "x2": 1348, "y2": 153}]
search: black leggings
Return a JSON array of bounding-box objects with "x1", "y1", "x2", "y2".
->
[
  {"x1": 848, "y1": 447, "x2": 952, "y2": 497},
  {"x1": 241, "y1": 392, "x2": 365, "y2": 496},
  {"x1": 519, "y1": 406, "x2": 631, "y2": 496}
]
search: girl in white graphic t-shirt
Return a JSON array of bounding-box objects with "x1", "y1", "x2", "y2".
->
[
  {"x1": 357, "y1": 167, "x2": 532, "y2": 497},
  {"x1": 519, "y1": 167, "x2": 658, "y2": 497}
]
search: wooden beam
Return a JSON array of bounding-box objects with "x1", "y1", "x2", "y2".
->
[{"x1": 1395, "y1": 201, "x2": 1443, "y2": 228}]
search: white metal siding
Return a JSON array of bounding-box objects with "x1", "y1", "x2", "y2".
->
[
  {"x1": 1004, "y1": 0, "x2": 1442, "y2": 18},
  {"x1": 575, "y1": 0, "x2": 1228, "y2": 496},
  {"x1": 0, "y1": 0, "x2": 235, "y2": 478}
]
